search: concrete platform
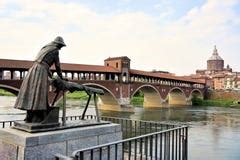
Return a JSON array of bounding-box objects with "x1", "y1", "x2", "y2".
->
[{"x1": 0, "y1": 123, "x2": 122, "y2": 160}]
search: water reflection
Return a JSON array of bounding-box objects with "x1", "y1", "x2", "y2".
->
[
  {"x1": 101, "y1": 107, "x2": 240, "y2": 160},
  {"x1": 1, "y1": 96, "x2": 240, "y2": 159}
]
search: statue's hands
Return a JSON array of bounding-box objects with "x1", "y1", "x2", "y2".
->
[{"x1": 63, "y1": 78, "x2": 69, "y2": 81}]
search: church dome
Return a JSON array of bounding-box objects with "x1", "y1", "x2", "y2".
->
[
  {"x1": 207, "y1": 45, "x2": 224, "y2": 71},
  {"x1": 208, "y1": 45, "x2": 223, "y2": 61}
]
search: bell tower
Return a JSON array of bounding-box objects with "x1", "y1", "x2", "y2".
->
[{"x1": 104, "y1": 56, "x2": 131, "y2": 83}]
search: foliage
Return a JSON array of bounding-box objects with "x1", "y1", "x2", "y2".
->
[
  {"x1": 131, "y1": 91, "x2": 144, "y2": 106},
  {"x1": 0, "y1": 89, "x2": 15, "y2": 96},
  {"x1": 201, "y1": 99, "x2": 235, "y2": 107},
  {"x1": 134, "y1": 90, "x2": 144, "y2": 97},
  {"x1": 131, "y1": 96, "x2": 144, "y2": 106},
  {"x1": 192, "y1": 94, "x2": 235, "y2": 107},
  {"x1": 191, "y1": 94, "x2": 203, "y2": 105},
  {"x1": 66, "y1": 91, "x2": 89, "y2": 100}
]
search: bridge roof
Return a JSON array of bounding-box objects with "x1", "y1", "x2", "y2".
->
[
  {"x1": 0, "y1": 59, "x2": 120, "y2": 73},
  {"x1": 130, "y1": 69, "x2": 205, "y2": 84}
]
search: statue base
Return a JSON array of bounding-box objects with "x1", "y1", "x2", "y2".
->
[
  {"x1": 13, "y1": 121, "x2": 60, "y2": 133},
  {"x1": 0, "y1": 123, "x2": 122, "y2": 160},
  {"x1": 13, "y1": 120, "x2": 110, "y2": 133}
]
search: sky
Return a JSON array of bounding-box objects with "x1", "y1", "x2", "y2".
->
[{"x1": 0, "y1": 0, "x2": 240, "y2": 75}]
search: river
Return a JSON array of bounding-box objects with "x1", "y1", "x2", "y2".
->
[{"x1": 1, "y1": 96, "x2": 240, "y2": 160}]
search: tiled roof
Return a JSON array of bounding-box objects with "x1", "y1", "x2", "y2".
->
[
  {"x1": 212, "y1": 74, "x2": 225, "y2": 78},
  {"x1": 130, "y1": 69, "x2": 205, "y2": 84},
  {"x1": 60, "y1": 63, "x2": 120, "y2": 73},
  {"x1": 104, "y1": 56, "x2": 130, "y2": 61},
  {"x1": 0, "y1": 58, "x2": 206, "y2": 84},
  {"x1": 0, "y1": 59, "x2": 120, "y2": 73},
  {"x1": 0, "y1": 59, "x2": 32, "y2": 69}
]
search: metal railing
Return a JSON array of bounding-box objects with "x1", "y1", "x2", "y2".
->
[
  {"x1": 85, "y1": 115, "x2": 177, "y2": 139},
  {"x1": 0, "y1": 119, "x2": 22, "y2": 128},
  {"x1": 71, "y1": 126, "x2": 187, "y2": 160},
  {"x1": 0, "y1": 115, "x2": 188, "y2": 160}
]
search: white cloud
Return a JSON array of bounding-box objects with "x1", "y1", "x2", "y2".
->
[{"x1": 0, "y1": 0, "x2": 239, "y2": 75}]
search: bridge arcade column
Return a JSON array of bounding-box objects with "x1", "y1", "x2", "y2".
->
[
  {"x1": 10, "y1": 70, "x2": 14, "y2": 79},
  {"x1": 186, "y1": 97, "x2": 192, "y2": 105},
  {"x1": 0, "y1": 69, "x2": 2, "y2": 80},
  {"x1": 19, "y1": 71, "x2": 23, "y2": 79}
]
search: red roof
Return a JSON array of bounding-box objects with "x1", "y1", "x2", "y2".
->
[
  {"x1": 0, "y1": 59, "x2": 32, "y2": 69},
  {"x1": 130, "y1": 69, "x2": 205, "y2": 84},
  {"x1": 0, "y1": 58, "x2": 206, "y2": 84},
  {"x1": 0, "y1": 59, "x2": 120, "y2": 73},
  {"x1": 60, "y1": 63, "x2": 120, "y2": 73},
  {"x1": 104, "y1": 56, "x2": 130, "y2": 61}
]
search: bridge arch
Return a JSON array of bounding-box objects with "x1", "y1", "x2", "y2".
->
[
  {"x1": 0, "y1": 84, "x2": 19, "y2": 96},
  {"x1": 189, "y1": 89, "x2": 204, "y2": 106},
  {"x1": 81, "y1": 83, "x2": 120, "y2": 111},
  {"x1": 54, "y1": 82, "x2": 120, "y2": 111},
  {"x1": 132, "y1": 84, "x2": 163, "y2": 108},
  {"x1": 190, "y1": 89, "x2": 203, "y2": 99},
  {"x1": 167, "y1": 87, "x2": 187, "y2": 106}
]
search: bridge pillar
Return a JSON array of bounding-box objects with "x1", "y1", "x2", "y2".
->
[
  {"x1": 19, "y1": 71, "x2": 23, "y2": 79},
  {"x1": 0, "y1": 70, "x2": 2, "y2": 80},
  {"x1": 10, "y1": 70, "x2": 14, "y2": 80},
  {"x1": 118, "y1": 84, "x2": 131, "y2": 106},
  {"x1": 186, "y1": 97, "x2": 192, "y2": 105},
  {"x1": 117, "y1": 97, "x2": 131, "y2": 106}
]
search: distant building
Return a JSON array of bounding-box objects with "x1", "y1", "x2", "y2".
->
[
  {"x1": 213, "y1": 74, "x2": 225, "y2": 90},
  {"x1": 224, "y1": 74, "x2": 237, "y2": 90},
  {"x1": 207, "y1": 45, "x2": 224, "y2": 71},
  {"x1": 191, "y1": 46, "x2": 239, "y2": 90},
  {"x1": 235, "y1": 77, "x2": 240, "y2": 90}
]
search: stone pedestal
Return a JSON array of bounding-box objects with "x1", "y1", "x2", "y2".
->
[{"x1": 0, "y1": 123, "x2": 122, "y2": 160}]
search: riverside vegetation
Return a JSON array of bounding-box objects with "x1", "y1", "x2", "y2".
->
[
  {"x1": 0, "y1": 89, "x2": 15, "y2": 96},
  {"x1": 191, "y1": 94, "x2": 239, "y2": 107}
]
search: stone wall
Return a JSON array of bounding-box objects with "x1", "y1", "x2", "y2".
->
[{"x1": 206, "y1": 90, "x2": 240, "y2": 100}]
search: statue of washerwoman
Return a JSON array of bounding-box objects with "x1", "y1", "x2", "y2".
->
[{"x1": 14, "y1": 36, "x2": 66, "y2": 122}]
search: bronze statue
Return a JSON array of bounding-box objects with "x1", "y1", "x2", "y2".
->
[
  {"x1": 14, "y1": 36, "x2": 66, "y2": 123},
  {"x1": 13, "y1": 37, "x2": 104, "y2": 131}
]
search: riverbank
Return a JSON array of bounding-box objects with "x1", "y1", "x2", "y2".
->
[
  {"x1": 192, "y1": 96, "x2": 240, "y2": 107},
  {"x1": 0, "y1": 89, "x2": 90, "y2": 100}
]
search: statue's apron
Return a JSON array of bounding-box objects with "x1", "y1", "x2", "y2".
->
[{"x1": 14, "y1": 43, "x2": 58, "y2": 110}]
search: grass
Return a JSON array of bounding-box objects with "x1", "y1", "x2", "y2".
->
[
  {"x1": 66, "y1": 91, "x2": 89, "y2": 100},
  {"x1": 192, "y1": 95, "x2": 236, "y2": 107},
  {"x1": 131, "y1": 91, "x2": 144, "y2": 106},
  {"x1": 131, "y1": 96, "x2": 144, "y2": 106},
  {"x1": 201, "y1": 99, "x2": 235, "y2": 107},
  {"x1": 0, "y1": 89, "x2": 15, "y2": 96}
]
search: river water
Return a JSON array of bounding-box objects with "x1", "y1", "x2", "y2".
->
[{"x1": 1, "y1": 96, "x2": 240, "y2": 160}]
